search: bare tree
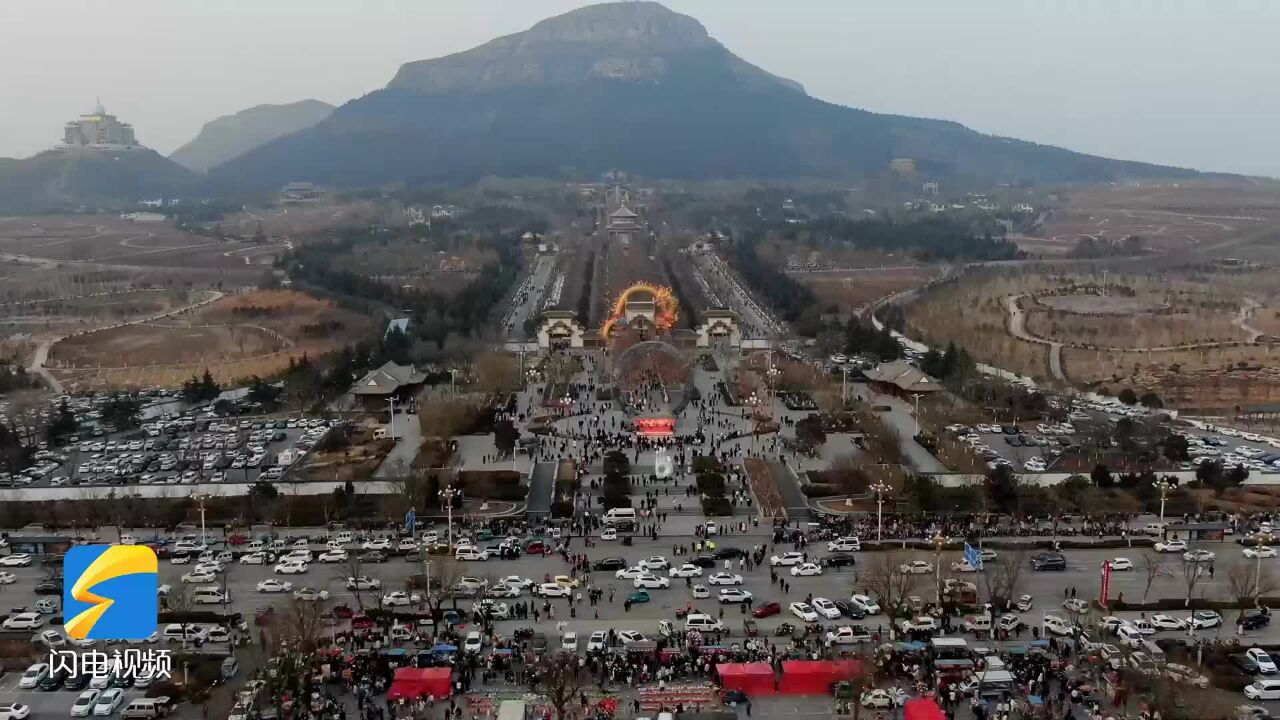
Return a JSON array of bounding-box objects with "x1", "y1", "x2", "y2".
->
[
  {"x1": 1138, "y1": 553, "x2": 1169, "y2": 604},
  {"x1": 859, "y1": 550, "x2": 918, "y2": 615},
  {"x1": 979, "y1": 548, "x2": 1029, "y2": 609},
  {"x1": 528, "y1": 651, "x2": 590, "y2": 720},
  {"x1": 338, "y1": 553, "x2": 372, "y2": 611},
  {"x1": 1226, "y1": 560, "x2": 1278, "y2": 631},
  {"x1": 1181, "y1": 559, "x2": 1205, "y2": 607},
  {"x1": 273, "y1": 598, "x2": 326, "y2": 656}
]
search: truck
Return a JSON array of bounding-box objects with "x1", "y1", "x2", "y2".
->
[{"x1": 276, "y1": 449, "x2": 298, "y2": 467}]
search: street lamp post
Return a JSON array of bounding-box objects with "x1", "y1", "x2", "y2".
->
[
  {"x1": 933, "y1": 534, "x2": 949, "y2": 605},
  {"x1": 872, "y1": 481, "x2": 891, "y2": 541},
  {"x1": 191, "y1": 492, "x2": 210, "y2": 544},
  {"x1": 1157, "y1": 479, "x2": 1175, "y2": 524},
  {"x1": 1255, "y1": 536, "x2": 1270, "y2": 611},
  {"x1": 911, "y1": 393, "x2": 923, "y2": 437},
  {"x1": 441, "y1": 485, "x2": 459, "y2": 549}
]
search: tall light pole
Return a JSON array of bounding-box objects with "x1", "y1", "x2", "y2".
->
[
  {"x1": 1157, "y1": 478, "x2": 1175, "y2": 524},
  {"x1": 911, "y1": 393, "x2": 923, "y2": 437},
  {"x1": 840, "y1": 365, "x2": 849, "y2": 406},
  {"x1": 1255, "y1": 536, "x2": 1270, "y2": 611},
  {"x1": 872, "y1": 481, "x2": 891, "y2": 541},
  {"x1": 932, "y1": 534, "x2": 949, "y2": 605},
  {"x1": 441, "y1": 484, "x2": 459, "y2": 549},
  {"x1": 191, "y1": 492, "x2": 210, "y2": 544},
  {"x1": 387, "y1": 397, "x2": 396, "y2": 440}
]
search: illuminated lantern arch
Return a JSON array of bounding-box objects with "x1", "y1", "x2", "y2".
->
[{"x1": 600, "y1": 282, "x2": 680, "y2": 339}]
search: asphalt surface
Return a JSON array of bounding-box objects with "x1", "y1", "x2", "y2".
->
[{"x1": 5, "y1": 526, "x2": 1280, "y2": 716}]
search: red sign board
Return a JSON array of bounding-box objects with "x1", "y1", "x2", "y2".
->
[
  {"x1": 635, "y1": 417, "x2": 675, "y2": 437},
  {"x1": 1099, "y1": 561, "x2": 1111, "y2": 609}
]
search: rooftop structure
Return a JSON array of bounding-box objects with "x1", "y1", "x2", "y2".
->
[
  {"x1": 61, "y1": 101, "x2": 141, "y2": 150},
  {"x1": 863, "y1": 361, "x2": 943, "y2": 395}
]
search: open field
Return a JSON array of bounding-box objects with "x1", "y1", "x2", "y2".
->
[
  {"x1": 1018, "y1": 183, "x2": 1280, "y2": 257},
  {"x1": 793, "y1": 266, "x2": 936, "y2": 311},
  {"x1": 217, "y1": 201, "x2": 389, "y2": 240},
  {"x1": 907, "y1": 266, "x2": 1280, "y2": 408},
  {"x1": 47, "y1": 289, "x2": 373, "y2": 390}
]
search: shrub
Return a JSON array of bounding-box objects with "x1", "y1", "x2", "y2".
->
[
  {"x1": 802, "y1": 484, "x2": 842, "y2": 498},
  {"x1": 701, "y1": 497, "x2": 733, "y2": 516},
  {"x1": 692, "y1": 455, "x2": 723, "y2": 474},
  {"x1": 696, "y1": 472, "x2": 726, "y2": 497}
]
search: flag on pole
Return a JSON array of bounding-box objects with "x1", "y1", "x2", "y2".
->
[
  {"x1": 405, "y1": 509, "x2": 416, "y2": 534},
  {"x1": 964, "y1": 542, "x2": 983, "y2": 570}
]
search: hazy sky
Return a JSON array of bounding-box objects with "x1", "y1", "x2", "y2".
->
[{"x1": 3, "y1": 0, "x2": 1277, "y2": 176}]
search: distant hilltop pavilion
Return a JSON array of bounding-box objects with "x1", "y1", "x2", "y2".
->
[{"x1": 61, "y1": 100, "x2": 142, "y2": 150}]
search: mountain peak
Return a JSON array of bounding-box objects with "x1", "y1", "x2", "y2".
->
[{"x1": 387, "y1": 1, "x2": 802, "y2": 95}]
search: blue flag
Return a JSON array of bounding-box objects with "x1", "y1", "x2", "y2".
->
[
  {"x1": 405, "y1": 509, "x2": 416, "y2": 534},
  {"x1": 964, "y1": 542, "x2": 983, "y2": 570}
]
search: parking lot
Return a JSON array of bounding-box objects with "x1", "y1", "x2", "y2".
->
[{"x1": 1, "y1": 393, "x2": 340, "y2": 489}]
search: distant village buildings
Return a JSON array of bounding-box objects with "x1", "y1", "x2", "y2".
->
[
  {"x1": 889, "y1": 158, "x2": 917, "y2": 174},
  {"x1": 280, "y1": 182, "x2": 324, "y2": 204}
]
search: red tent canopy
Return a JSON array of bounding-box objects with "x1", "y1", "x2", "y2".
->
[
  {"x1": 386, "y1": 667, "x2": 452, "y2": 701},
  {"x1": 904, "y1": 698, "x2": 946, "y2": 720},
  {"x1": 778, "y1": 660, "x2": 862, "y2": 695},
  {"x1": 716, "y1": 662, "x2": 776, "y2": 696}
]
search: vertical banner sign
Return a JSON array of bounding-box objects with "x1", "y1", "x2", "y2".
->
[{"x1": 1100, "y1": 561, "x2": 1112, "y2": 609}]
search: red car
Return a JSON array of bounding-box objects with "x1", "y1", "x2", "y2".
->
[
  {"x1": 227, "y1": 533, "x2": 249, "y2": 546},
  {"x1": 525, "y1": 540, "x2": 548, "y2": 555},
  {"x1": 752, "y1": 601, "x2": 782, "y2": 618},
  {"x1": 351, "y1": 614, "x2": 375, "y2": 630},
  {"x1": 331, "y1": 603, "x2": 354, "y2": 619}
]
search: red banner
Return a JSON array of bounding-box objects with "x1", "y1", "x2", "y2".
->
[{"x1": 635, "y1": 417, "x2": 675, "y2": 437}]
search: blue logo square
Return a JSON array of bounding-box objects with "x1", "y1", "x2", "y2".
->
[{"x1": 64, "y1": 545, "x2": 158, "y2": 640}]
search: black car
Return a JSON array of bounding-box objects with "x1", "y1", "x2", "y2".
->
[
  {"x1": 713, "y1": 547, "x2": 747, "y2": 560},
  {"x1": 1243, "y1": 613, "x2": 1272, "y2": 631},
  {"x1": 64, "y1": 674, "x2": 90, "y2": 691},
  {"x1": 1031, "y1": 553, "x2": 1066, "y2": 571},
  {"x1": 358, "y1": 551, "x2": 388, "y2": 564},
  {"x1": 38, "y1": 668, "x2": 68, "y2": 691},
  {"x1": 689, "y1": 555, "x2": 717, "y2": 569},
  {"x1": 821, "y1": 553, "x2": 857, "y2": 568},
  {"x1": 833, "y1": 600, "x2": 865, "y2": 619},
  {"x1": 592, "y1": 557, "x2": 628, "y2": 571}
]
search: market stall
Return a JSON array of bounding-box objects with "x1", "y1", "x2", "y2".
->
[
  {"x1": 904, "y1": 698, "x2": 946, "y2": 720},
  {"x1": 777, "y1": 660, "x2": 862, "y2": 695},
  {"x1": 715, "y1": 662, "x2": 776, "y2": 696},
  {"x1": 386, "y1": 667, "x2": 452, "y2": 702}
]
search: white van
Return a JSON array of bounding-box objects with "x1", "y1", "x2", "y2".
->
[
  {"x1": 603, "y1": 508, "x2": 637, "y2": 524},
  {"x1": 162, "y1": 623, "x2": 208, "y2": 642},
  {"x1": 456, "y1": 547, "x2": 490, "y2": 561},
  {"x1": 193, "y1": 589, "x2": 230, "y2": 605},
  {"x1": 684, "y1": 613, "x2": 724, "y2": 633},
  {"x1": 962, "y1": 615, "x2": 991, "y2": 633},
  {"x1": 373, "y1": 427, "x2": 389, "y2": 441},
  {"x1": 122, "y1": 699, "x2": 168, "y2": 719},
  {"x1": 1141, "y1": 523, "x2": 1167, "y2": 536}
]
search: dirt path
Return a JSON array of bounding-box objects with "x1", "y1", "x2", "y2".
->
[{"x1": 27, "y1": 289, "x2": 226, "y2": 393}]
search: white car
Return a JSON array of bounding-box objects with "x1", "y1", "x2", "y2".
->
[
  {"x1": 826, "y1": 626, "x2": 872, "y2": 645},
  {"x1": 718, "y1": 588, "x2": 753, "y2": 604},
  {"x1": 1247, "y1": 648, "x2": 1279, "y2": 675},
  {"x1": 617, "y1": 630, "x2": 647, "y2": 645},
  {"x1": 181, "y1": 570, "x2": 217, "y2": 583},
  {"x1": 812, "y1": 598, "x2": 841, "y2": 620},
  {"x1": 849, "y1": 594, "x2": 881, "y2": 615},
  {"x1": 790, "y1": 602, "x2": 819, "y2": 622},
  {"x1": 1043, "y1": 615, "x2": 1076, "y2": 638},
  {"x1": 18, "y1": 663, "x2": 48, "y2": 688},
  {"x1": 1183, "y1": 549, "x2": 1216, "y2": 563},
  {"x1": 0, "y1": 571, "x2": 15, "y2": 584},
  {"x1": 500, "y1": 575, "x2": 533, "y2": 589},
  {"x1": 537, "y1": 583, "x2": 571, "y2": 598},
  {"x1": 633, "y1": 574, "x2": 670, "y2": 589},
  {"x1": 562, "y1": 631, "x2": 579, "y2": 651},
  {"x1": 293, "y1": 587, "x2": 330, "y2": 601},
  {"x1": 256, "y1": 579, "x2": 293, "y2": 593},
  {"x1": 669, "y1": 564, "x2": 703, "y2": 578},
  {"x1": 615, "y1": 566, "x2": 647, "y2": 580},
  {"x1": 1190, "y1": 610, "x2": 1222, "y2": 629},
  {"x1": 899, "y1": 560, "x2": 933, "y2": 574},
  {"x1": 790, "y1": 563, "x2": 823, "y2": 577},
  {"x1": 692, "y1": 584, "x2": 710, "y2": 599},
  {"x1": 950, "y1": 560, "x2": 978, "y2": 573},
  {"x1": 1105, "y1": 558, "x2": 1133, "y2": 571},
  {"x1": 707, "y1": 572, "x2": 744, "y2": 586},
  {"x1": 599, "y1": 528, "x2": 617, "y2": 541},
  {"x1": 317, "y1": 549, "x2": 348, "y2": 563},
  {"x1": 362, "y1": 539, "x2": 392, "y2": 551},
  {"x1": 0, "y1": 554, "x2": 32, "y2": 567},
  {"x1": 239, "y1": 552, "x2": 272, "y2": 565},
  {"x1": 93, "y1": 688, "x2": 125, "y2": 716},
  {"x1": 1063, "y1": 598, "x2": 1089, "y2": 613},
  {"x1": 381, "y1": 592, "x2": 420, "y2": 607},
  {"x1": 346, "y1": 576, "x2": 383, "y2": 591},
  {"x1": 3, "y1": 613, "x2": 44, "y2": 630},
  {"x1": 827, "y1": 537, "x2": 861, "y2": 552},
  {"x1": 1245, "y1": 546, "x2": 1278, "y2": 559},
  {"x1": 1149, "y1": 614, "x2": 1186, "y2": 631},
  {"x1": 0, "y1": 703, "x2": 30, "y2": 720},
  {"x1": 463, "y1": 631, "x2": 483, "y2": 653},
  {"x1": 587, "y1": 630, "x2": 607, "y2": 652},
  {"x1": 273, "y1": 561, "x2": 308, "y2": 574},
  {"x1": 71, "y1": 690, "x2": 100, "y2": 718},
  {"x1": 638, "y1": 556, "x2": 669, "y2": 570},
  {"x1": 860, "y1": 689, "x2": 906, "y2": 709},
  {"x1": 899, "y1": 616, "x2": 939, "y2": 633},
  {"x1": 1154, "y1": 540, "x2": 1187, "y2": 553},
  {"x1": 770, "y1": 552, "x2": 804, "y2": 566},
  {"x1": 1015, "y1": 595, "x2": 1034, "y2": 612}
]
